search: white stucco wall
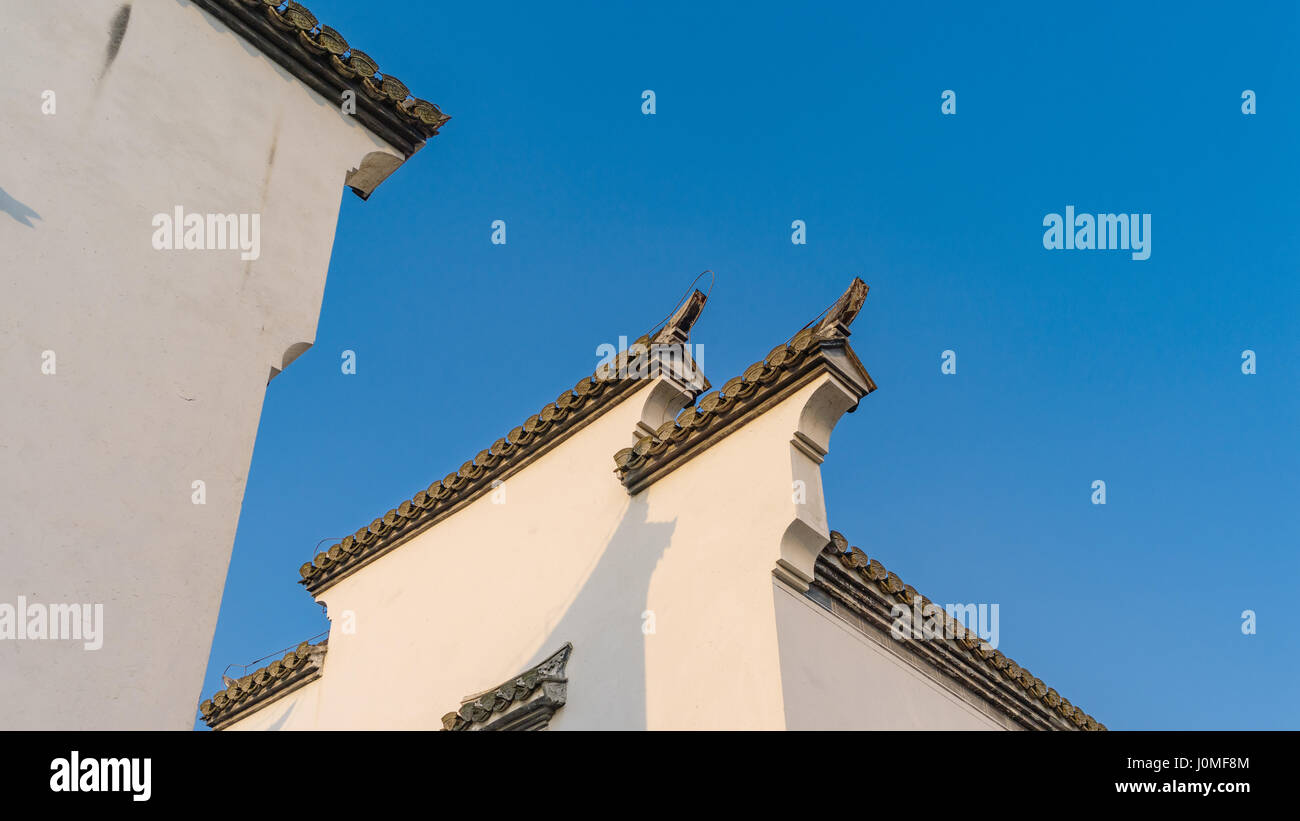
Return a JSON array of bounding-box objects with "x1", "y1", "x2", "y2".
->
[
  {"x1": 220, "y1": 353, "x2": 993, "y2": 731},
  {"x1": 0, "y1": 0, "x2": 405, "y2": 729},
  {"x1": 263, "y1": 378, "x2": 686, "y2": 730}
]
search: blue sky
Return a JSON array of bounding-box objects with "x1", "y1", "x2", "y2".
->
[{"x1": 199, "y1": 1, "x2": 1300, "y2": 729}]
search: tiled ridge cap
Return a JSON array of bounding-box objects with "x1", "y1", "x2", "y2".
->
[
  {"x1": 821, "y1": 531, "x2": 1106, "y2": 731},
  {"x1": 614, "y1": 277, "x2": 872, "y2": 488},
  {"x1": 298, "y1": 290, "x2": 710, "y2": 595},
  {"x1": 199, "y1": 639, "x2": 327, "y2": 729},
  {"x1": 194, "y1": 0, "x2": 449, "y2": 156}
]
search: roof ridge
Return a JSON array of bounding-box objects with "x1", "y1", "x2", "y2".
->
[
  {"x1": 193, "y1": 0, "x2": 449, "y2": 155},
  {"x1": 199, "y1": 638, "x2": 327, "y2": 729},
  {"x1": 821, "y1": 531, "x2": 1106, "y2": 730},
  {"x1": 614, "y1": 277, "x2": 873, "y2": 490},
  {"x1": 298, "y1": 291, "x2": 710, "y2": 594}
]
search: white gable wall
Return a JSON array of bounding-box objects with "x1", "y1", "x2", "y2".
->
[
  {"x1": 0, "y1": 0, "x2": 405, "y2": 729},
  {"x1": 224, "y1": 359, "x2": 1009, "y2": 731}
]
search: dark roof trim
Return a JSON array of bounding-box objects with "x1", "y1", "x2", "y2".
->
[
  {"x1": 199, "y1": 639, "x2": 327, "y2": 730},
  {"x1": 615, "y1": 278, "x2": 876, "y2": 494},
  {"x1": 299, "y1": 292, "x2": 710, "y2": 595},
  {"x1": 192, "y1": 0, "x2": 449, "y2": 158},
  {"x1": 814, "y1": 534, "x2": 1105, "y2": 731}
]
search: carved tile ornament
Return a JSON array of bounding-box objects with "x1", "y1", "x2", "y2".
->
[{"x1": 442, "y1": 644, "x2": 573, "y2": 731}]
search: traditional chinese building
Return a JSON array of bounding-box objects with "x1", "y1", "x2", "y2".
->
[
  {"x1": 0, "y1": 0, "x2": 447, "y2": 729},
  {"x1": 201, "y1": 279, "x2": 1104, "y2": 731}
]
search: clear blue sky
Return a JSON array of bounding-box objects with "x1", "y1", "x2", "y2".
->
[{"x1": 199, "y1": 0, "x2": 1300, "y2": 729}]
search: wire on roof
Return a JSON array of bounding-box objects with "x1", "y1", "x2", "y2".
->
[
  {"x1": 221, "y1": 629, "x2": 330, "y2": 682},
  {"x1": 643, "y1": 269, "x2": 715, "y2": 340}
]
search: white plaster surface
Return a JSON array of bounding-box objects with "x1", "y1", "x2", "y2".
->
[
  {"x1": 0, "y1": 0, "x2": 402, "y2": 729},
  {"x1": 222, "y1": 367, "x2": 992, "y2": 732}
]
